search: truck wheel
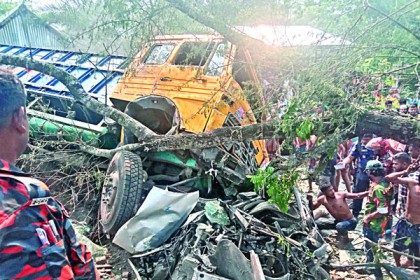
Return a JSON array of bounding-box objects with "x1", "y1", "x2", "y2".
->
[{"x1": 100, "y1": 151, "x2": 145, "y2": 235}]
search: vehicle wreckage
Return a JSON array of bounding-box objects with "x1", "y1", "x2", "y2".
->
[
  {"x1": 7, "y1": 34, "x2": 331, "y2": 279},
  {"x1": 99, "y1": 34, "x2": 271, "y2": 234},
  {"x1": 114, "y1": 187, "x2": 330, "y2": 280}
]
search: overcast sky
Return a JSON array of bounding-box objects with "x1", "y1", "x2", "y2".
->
[
  {"x1": 31, "y1": 0, "x2": 57, "y2": 8},
  {"x1": 7, "y1": 0, "x2": 57, "y2": 10}
]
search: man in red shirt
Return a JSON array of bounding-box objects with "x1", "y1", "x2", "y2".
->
[{"x1": 0, "y1": 68, "x2": 98, "y2": 279}]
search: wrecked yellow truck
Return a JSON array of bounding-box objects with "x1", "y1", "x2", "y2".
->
[
  {"x1": 11, "y1": 34, "x2": 269, "y2": 234},
  {"x1": 99, "y1": 34, "x2": 270, "y2": 234}
]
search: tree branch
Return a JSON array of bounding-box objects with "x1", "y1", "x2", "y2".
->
[
  {"x1": 364, "y1": 238, "x2": 420, "y2": 262},
  {"x1": 80, "y1": 121, "x2": 281, "y2": 158},
  {"x1": 165, "y1": 0, "x2": 281, "y2": 58},
  {"x1": 365, "y1": 0, "x2": 420, "y2": 41},
  {"x1": 77, "y1": 109, "x2": 419, "y2": 159},
  {"x1": 379, "y1": 62, "x2": 419, "y2": 76},
  {"x1": 354, "y1": 0, "x2": 418, "y2": 43}
]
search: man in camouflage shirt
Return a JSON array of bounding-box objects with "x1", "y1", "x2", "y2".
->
[
  {"x1": 362, "y1": 160, "x2": 393, "y2": 278},
  {"x1": 0, "y1": 69, "x2": 98, "y2": 279}
]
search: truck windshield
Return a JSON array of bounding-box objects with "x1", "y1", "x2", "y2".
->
[
  {"x1": 143, "y1": 44, "x2": 175, "y2": 64},
  {"x1": 205, "y1": 43, "x2": 227, "y2": 76},
  {"x1": 173, "y1": 42, "x2": 215, "y2": 66}
]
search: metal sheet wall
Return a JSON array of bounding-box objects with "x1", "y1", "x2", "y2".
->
[{"x1": 0, "y1": 12, "x2": 66, "y2": 49}]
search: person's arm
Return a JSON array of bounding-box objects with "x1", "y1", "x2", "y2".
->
[
  {"x1": 340, "y1": 154, "x2": 355, "y2": 165},
  {"x1": 363, "y1": 211, "x2": 387, "y2": 227},
  {"x1": 363, "y1": 188, "x2": 390, "y2": 227},
  {"x1": 344, "y1": 191, "x2": 369, "y2": 200},
  {"x1": 389, "y1": 146, "x2": 401, "y2": 155},
  {"x1": 385, "y1": 170, "x2": 413, "y2": 184},
  {"x1": 337, "y1": 144, "x2": 345, "y2": 160},
  {"x1": 307, "y1": 194, "x2": 324, "y2": 210},
  {"x1": 339, "y1": 142, "x2": 358, "y2": 165}
]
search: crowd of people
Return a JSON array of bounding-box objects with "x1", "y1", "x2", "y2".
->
[
  {"x1": 348, "y1": 74, "x2": 419, "y2": 118},
  {"x1": 307, "y1": 133, "x2": 420, "y2": 277},
  {"x1": 381, "y1": 87, "x2": 419, "y2": 118}
]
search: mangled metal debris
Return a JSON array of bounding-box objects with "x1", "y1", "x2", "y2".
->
[
  {"x1": 120, "y1": 190, "x2": 330, "y2": 280},
  {"x1": 204, "y1": 201, "x2": 230, "y2": 226},
  {"x1": 113, "y1": 187, "x2": 199, "y2": 254}
]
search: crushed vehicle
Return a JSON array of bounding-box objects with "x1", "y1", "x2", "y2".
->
[
  {"x1": 15, "y1": 35, "x2": 270, "y2": 234},
  {"x1": 99, "y1": 34, "x2": 270, "y2": 234},
  {"x1": 124, "y1": 189, "x2": 330, "y2": 280},
  {"x1": 96, "y1": 35, "x2": 330, "y2": 279},
  {"x1": 10, "y1": 38, "x2": 333, "y2": 279}
]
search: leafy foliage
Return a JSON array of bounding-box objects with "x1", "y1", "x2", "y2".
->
[
  {"x1": 32, "y1": 0, "x2": 419, "y2": 212},
  {"x1": 39, "y1": 0, "x2": 209, "y2": 55},
  {"x1": 0, "y1": 2, "x2": 17, "y2": 16},
  {"x1": 248, "y1": 167, "x2": 297, "y2": 212}
]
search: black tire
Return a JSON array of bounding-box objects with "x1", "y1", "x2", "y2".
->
[{"x1": 100, "y1": 151, "x2": 145, "y2": 235}]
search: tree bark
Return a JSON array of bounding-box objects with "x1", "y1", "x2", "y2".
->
[
  {"x1": 80, "y1": 111, "x2": 419, "y2": 159},
  {"x1": 80, "y1": 121, "x2": 282, "y2": 158},
  {"x1": 356, "y1": 111, "x2": 420, "y2": 144},
  {"x1": 0, "y1": 54, "x2": 156, "y2": 140}
]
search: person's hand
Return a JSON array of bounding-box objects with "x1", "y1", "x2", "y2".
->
[
  {"x1": 407, "y1": 158, "x2": 419, "y2": 173},
  {"x1": 396, "y1": 207, "x2": 401, "y2": 217},
  {"x1": 363, "y1": 215, "x2": 371, "y2": 227},
  {"x1": 306, "y1": 193, "x2": 314, "y2": 201}
]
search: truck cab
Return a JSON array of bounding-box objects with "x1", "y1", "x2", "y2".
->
[
  {"x1": 110, "y1": 34, "x2": 268, "y2": 167},
  {"x1": 99, "y1": 35, "x2": 271, "y2": 234}
]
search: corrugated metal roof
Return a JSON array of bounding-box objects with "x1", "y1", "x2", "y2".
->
[
  {"x1": 1, "y1": 44, "x2": 128, "y2": 105},
  {"x1": 0, "y1": 3, "x2": 69, "y2": 50}
]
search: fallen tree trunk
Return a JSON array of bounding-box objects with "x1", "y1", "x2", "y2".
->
[
  {"x1": 355, "y1": 111, "x2": 419, "y2": 144},
  {"x1": 80, "y1": 121, "x2": 281, "y2": 158},
  {"x1": 81, "y1": 110, "x2": 419, "y2": 159}
]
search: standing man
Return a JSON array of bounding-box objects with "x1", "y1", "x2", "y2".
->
[
  {"x1": 0, "y1": 69, "x2": 98, "y2": 279},
  {"x1": 388, "y1": 153, "x2": 412, "y2": 267},
  {"x1": 339, "y1": 134, "x2": 375, "y2": 217},
  {"x1": 362, "y1": 160, "x2": 394, "y2": 278},
  {"x1": 386, "y1": 160, "x2": 420, "y2": 271}
]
